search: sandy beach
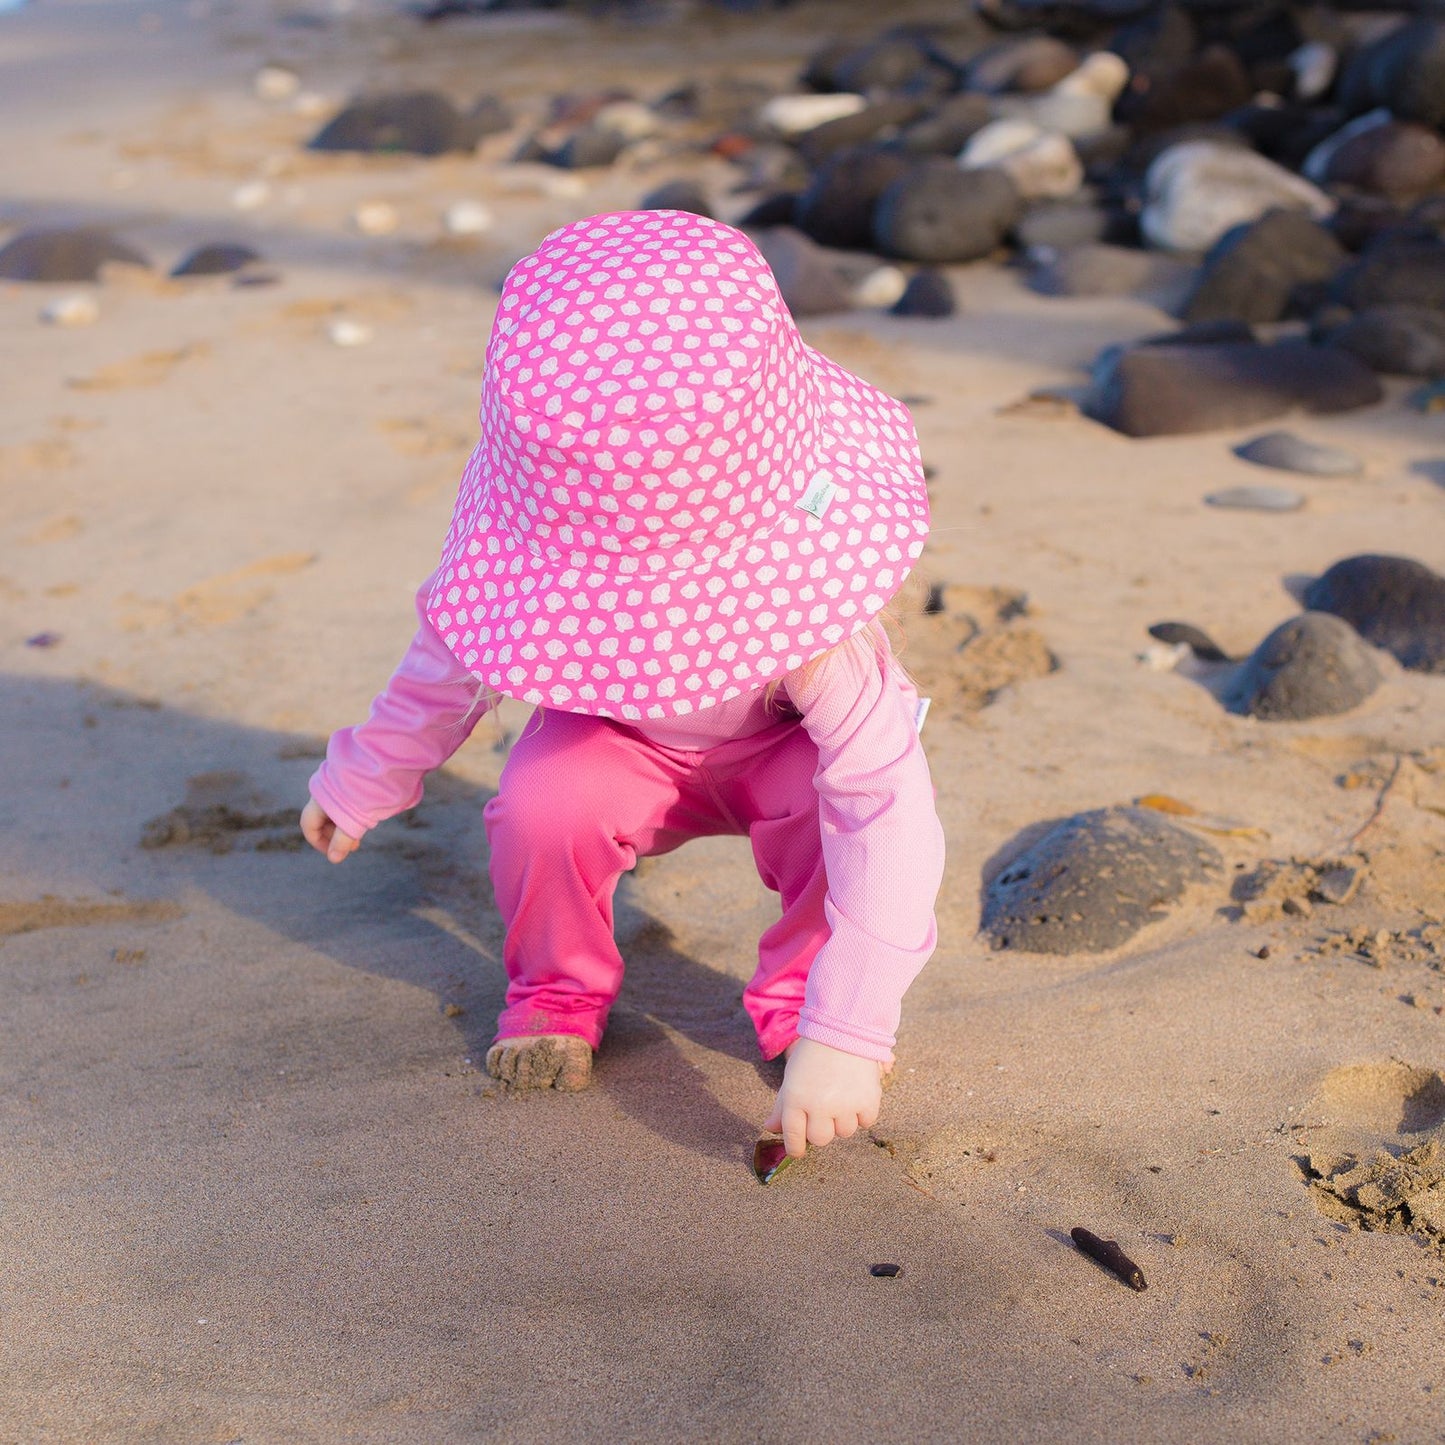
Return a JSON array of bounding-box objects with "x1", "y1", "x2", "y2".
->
[{"x1": 2, "y1": 1, "x2": 1443, "y2": 1440}]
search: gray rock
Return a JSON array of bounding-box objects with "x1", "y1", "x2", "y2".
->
[
  {"x1": 1204, "y1": 484, "x2": 1304, "y2": 512},
  {"x1": 1183, "y1": 209, "x2": 1347, "y2": 326},
  {"x1": 890, "y1": 269, "x2": 955, "y2": 318},
  {"x1": 1083, "y1": 339, "x2": 1383, "y2": 438},
  {"x1": 981, "y1": 806, "x2": 1223, "y2": 955},
  {"x1": 794, "y1": 99, "x2": 923, "y2": 169},
  {"x1": 749, "y1": 227, "x2": 852, "y2": 317},
  {"x1": 1233, "y1": 431, "x2": 1363, "y2": 478},
  {"x1": 1225, "y1": 612, "x2": 1382, "y2": 720},
  {"x1": 1014, "y1": 198, "x2": 1114, "y2": 250},
  {"x1": 1305, "y1": 112, "x2": 1445, "y2": 200},
  {"x1": 308, "y1": 91, "x2": 508, "y2": 156},
  {"x1": 873, "y1": 159, "x2": 1021, "y2": 264},
  {"x1": 896, "y1": 93, "x2": 992, "y2": 157},
  {"x1": 1336, "y1": 18, "x2": 1445, "y2": 131},
  {"x1": 170, "y1": 243, "x2": 261, "y2": 277},
  {"x1": 1303, "y1": 555, "x2": 1445, "y2": 674},
  {"x1": 966, "y1": 36, "x2": 1079, "y2": 95},
  {"x1": 0, "y1": 227, "x2": 149, "y2": 282},
  {"x1": 1324, "y1": 306, "x2": 1445, "y2": 378},
  {"x1": 795, "y1": 147, "x2": 911, "y2": 252},
  {"x1": 1028, "y1": 241, "x2": 1194, "y2": 302},
  {"x1": 1333, "y1": 240, "x2": 1445, "y2": 312}
]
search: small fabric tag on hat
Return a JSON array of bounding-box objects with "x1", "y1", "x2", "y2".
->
[
  {"x1": 796, "y1": 475, "x2": 840, "y2": 521},
  {"x1": 914, "y1": 696, "x2": 931, "y2": 734}
]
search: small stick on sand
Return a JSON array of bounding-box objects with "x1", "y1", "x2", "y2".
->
[
  {"x1": 1070, "y1": 1227, "x2": 1148, "y2": 1291},
  {"x1": 1340, "y1": 753, "x2": 1403, "y2": 849}
]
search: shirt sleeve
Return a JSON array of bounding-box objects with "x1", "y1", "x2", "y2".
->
[
  {"x1": 783, "y1": 636, "x2": 945, "y2": 1064},
  {"x1": 308, "y1": 577, "x2": 497, "y2": 841}
]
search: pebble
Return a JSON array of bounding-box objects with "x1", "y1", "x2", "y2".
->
[
  {"x1": 794, "y1": 99, "x2": 923, "y2": 169},
  {"x1": 231, "y1": 181, "x2": 270, "y2": 212},
  {"x1": 1331, "y1": 240, "x2": 1445, "y2": 312},
  {"x1": 1204, "y1": 485, "x2": 1304, "y2": 512},
  {"x1": 170, "y1": 243, "x2": 261, "y2": 277},
  {"x1": 442, "y1": 200, "x2": 494, "y2": 236},
  {"x1": 961, "y1": 121, "x2": 1083, "y2": 201},
  {"x1": 890, "y1": 268, "x2": 955, "y2": 318},
  {"x1": 0, "y1": 227, "x2": 150, "y2": 282},
  {"x1": 1014, "y1": 198, "x2": 1114, "y2": 251},
  {"x1": 896, "y1": 93, "x2": 991, "y2": 157},
  {"x1": 353, "y1": 202, "x2": 399, "y2": 236},
  {"x1": 1233, "y1": 431, "x2": 1362, "y2": 478},
  {"x1": 1028, "y1": 242, "x2": 1193, "y2": 303},
  {"x1": 1303, "y1": 555, "x2": 1445, "y2": 674},
  {"x1": 1141, "y1": 141, "x2": 1334, "y2": 254},
  {"x1": 848, "y1": 264, "x2": 908, "y2": 309},
  {"x1": 637, "y1": 180, "x2": 710, "y2": 217},
  {"x1": 39, "y1": 293, "x2": 100, "y2": 326},
  {"x1": 873, "y1": 159, "x2": 1021, "y2": 264},
  {"x1": 981, "y1": 806, "x2": 1223, "y2": 955},
  {"x1": 1309, "y1": 114, "x2": 1445, "y2": 200},
  {"x1": 966, "y1": 35, "x2": 1078, "y2": 95},
  {"x1": 758, "y1": 93, "x2": 866, "y2": 138},
  {"x1": 253, "y1": 64, "x2": 299, "y2": 101},
  {"x1": 326, "y1": 319, "x2": 373, "y2": 347},
  {"x1": 1225, "y1": 613, "x2": 1382, "y2": 720},
  {"x1": 308, "y1": 90, "x2": 510, "y2": 157}
]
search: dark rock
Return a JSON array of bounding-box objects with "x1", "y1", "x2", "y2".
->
[
  {"x1": 1327, "y1": 196, "x2": 1412, "y2": 255},
  {"x1": 795, "y1": 146, "x2": 911, "y2": 251},
  {"x1": 966, "y1": 36, "x2": 1078, "y2": 95},
  {"x1": 1336, "y1": 19, "x2": 1445, "y2": 131},
  {"x1": 1014, "y1": 197, "x2": 1113, "y2": 250},
  {"x1": 1226, "y1": 101, "x2": 1344, "y2": 174},
  {"x1": 170, "y1": 243, "x2": 261, "y2": 277},
  {"x1": 890, "y1": 269, "x2": 955, "y2": 317},
  {"x1": 308, "y1": 91, "x2": 507, "y2": 156},
  {"x1": 831, "y1": 35, "x2": 949, "y2": 95},
  {"x1": 638, "y1": 180, "x2": 711, "y2": 216},
  {"x1": 1324, "y1": 306, "x2": 1445, "y2": 377},
  {"x1": 1313, "y1": 117, "x2": 1445, "y2": 200},
  {"x1": 1332, "y1": 241, "x2": 1445, "y2": 312},
  {"x1": 736, "y1": 193, "x2": 797, "y2": 229},
  {"x1": 0, "y1": 227, "x2": 149, "y2": 282},
  {"x1": 980, "y1": 806, "x2": 1222, "y2": 954},
  {"x1": 1225, "y1": 613, "x2": 1382, "y2": 720},
  {"x1": 1027, "y1": 242, "x2": 1195, "y2": 305},
  {"x1": 554, "y1": 122, "x2": 630, "y2": 170},
  {"x1": 1183, "y1": 209, "x2": 1347, "y2": 326},
  {"x1": 1233, "y1": 431, "x2": 1363, "y2": 477},
  {"x1": 1303, "y1": 555, "x2": 1445, "y2": 674},
  {"x1": 750, "y1": 226, "x2": 852, "y2": 316},
  {"x1": 795, "y1": 99, "x2": 923, "y2": 169},
  {"x1": 895, "y1": 93, "x2": 992, "y2": 157},
  {"x1": 873, "y1": 159, "x2": 1021, "y2": 263},
  {"x1": 1083, "y1": 338, "x2": 1383, "y2": 437},
  {"x1": 1115, "y1": 44, "x2": 1252, "y2": 135},
  {"x1": 799, "y1": 39, "x2": 856, "y2": 93}
]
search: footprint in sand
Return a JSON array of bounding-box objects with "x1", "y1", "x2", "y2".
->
[
  {"x1": 140, "y1": 769, "x2": 302, "y2": 854},
  {"x1": 1295, "y1": 1061, "x2": 1445, "y2": 1250},
  {"x1": 67, "y1": 343, "x2": 209, "y2": 392},
  {"x1": 0, "y1": 896, "x2": 183, "y2": 938},
  {"x1": 119, "y1": 551, "x2": 316, "y2": 632}
]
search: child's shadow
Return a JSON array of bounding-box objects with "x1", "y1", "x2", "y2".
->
[{"x1": 0, "y1": 673, "x2": 774, "y2": 1164}]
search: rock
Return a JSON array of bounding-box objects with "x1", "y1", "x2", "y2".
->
[
  {"x1": 1228, "y1": 100, "x2": 1343, "y2": 176},
  {"x1": 231, "y1": 182, "x2": 269, "y2": 212},
  {"x1": 794, "y1": 147, "x2": 911, "y2": 251},
  {"x1": 1142, "y1": 141, "x2": 1334, "y2": 254},
  {"x1": 966, "y1": 36, "x2": 1079, "y2": 95},
  {"x1": 637, "y1": 180, "x2": 710, "y2": 217},
  {"x1": 830, "y1": 35, "x2": 949, "y2": 95},
  {"x1": 1182, "y1": 209, "x2": 1348, "y2": 325},
  {"x1": 758, "y1": 93, "x2": 866, "y2": 139},
  {"x1": 1233, "y1": 431, "x2": 1363, "y2": 478},
  {"x1": 980, "y1": 806, "x2": 1222, "y2": 954},
  {"x1": 989, "y1": 51, "x2": 1128, "y2": 139},
  {"x1": 1336, "y1": 18, "x2": 1445, "y2": 131},
  {"x1": 308, "y1": 91, "x2": 509, "y2": 156},
  {"x1": 895, "y1": 93, "x2": 992, "y2": 156},
  {"x1": 327, "y1": 319, "x2": 372, "y2": 347},
  {"x1": 1204, "y1": 485, "x2": 1304, "y2": 512},
  {"x1": 1288, "y1": 40, "x2": 1337, "y2": 103},
  {"x1": 0, "y1": 227, "x2": 149, "y2": 282},
  {"x1": 848, "y1": 264, "x2": 908, "y2": 309},
  {"x1": 1015, "y1": 198, "x2": 1115, "y2": 250},
  {"x1": 1116, "y1": 44, "x2": 1252, "y2": 135},
  {"x1": 961, "y1": 120, "x2": 1083, "y2": 201},
  {"x1": 553, "y1": 123, "x2": 630, "y2": 170},
  {"x1": 254, "y1": 64, "x2": 299, "y2": 101},
  {"x1": 1225, "y1": 613, "x2": 1382, "y2": 720},
  {"x1": 873, "y1": 159, "x2": 1021, "y2": 263},
  {"x1": 1303, "y1": 555, "x2": 1445, "y2": 674},
  {"x1": 794, "y1": 99, "x2": 923, "y2": 168},
  {"x1": 736, "y1": 193, "x2": 797, "y2": 229},
  {"x1": 1305, "y1": 111, "x2": 1445, "y2": 200},
  {"x1": 170, "y1": 243, "x2": 261, "y2": 277},
  {"x1": 1323, "y1": 306, "x2": 1445, "y2": 377},
  {"x1": 39, "y1": 293, "x2": 100, "y2": 326},
  {"x1": 1083, "y1": 338, "x2": 1383, "y2": 437},
  {"x1": 1332, "y1": 241, "x2": 1445, "y2": 312},
  {"x1": 890, "y1": 269, "x2": 955, "y2": 317},
  {"x1": 749, "y1": 227, "x2": 853, "y2": 316},
  {"x1": 1027, "y1": 242, "x2": 1194, "y2": 303}
]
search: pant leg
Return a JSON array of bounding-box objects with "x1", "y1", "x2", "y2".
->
[
  {"x1": 484, "y1": 710, "x2": 727, "y2": 1047},
  {"x1": 710, "y1": 724, "x2": 831, "y2": 1061}
]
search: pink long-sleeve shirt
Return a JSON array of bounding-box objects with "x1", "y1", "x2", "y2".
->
[{"x1": 310, "y1": 581, "x2": 946, "y2": 1060}]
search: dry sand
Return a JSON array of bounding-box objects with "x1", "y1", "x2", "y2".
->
[{"x1": 2, "y1": 2, "x2": 1444, "y2": 1440}]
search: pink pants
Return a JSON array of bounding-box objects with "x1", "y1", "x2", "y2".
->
[{"x1": 484, "y1": 709, "x2": 828, "y2": 1060}]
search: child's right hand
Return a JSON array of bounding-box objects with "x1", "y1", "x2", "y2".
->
[{"x1": 300, "y1": 799, "x2": 359, "y2": 864}]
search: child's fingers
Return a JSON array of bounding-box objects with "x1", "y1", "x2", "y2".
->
[
  {"x1": 781, "y1": 1105, "x2": 810, "y2": 1158},
  {"x1": 762, "y1": 1098, "x2": 783, "y2": 1135},
  {"x1": 326, "y1": 829, "x2": 358, "y2": 864}
]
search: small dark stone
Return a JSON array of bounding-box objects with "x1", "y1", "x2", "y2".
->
[
  {"x1": 735, "y1": 193, "x2": 797, "y2": 229},
  {"x1": 795, "y1": 99, "x2": 923, "y2": 169},
  {"x1": 0, "y1": 227, "x2": 150, "y2": 282},
  {"x1": 795, "y1": 146, "x2": 911, "y2": 252},
  {"x1": 1225, "y1": 613, "x2": 1382, "y2": 721},
  {"x1": 869, "y1": 1263, "x2": 903, "y2": 1278},
  {"x1": 895, "y1": 93, "x2": 992, "y2": 158},
  {"x1": 1303, "y1": 555, "x2": 1445, "y2": 674},
  {"x1": 873, "y1": 159, "x2": 1021, "y2": 264},
  {"x1": 966, "y1": 36, "x2": 1079, "y2": 95},
  {"x1": 638, "y1": 179, "x2": 711, "y2": 217},
  {"x1": 1232, "y1": 431, "x2": 1362, "y2": 478},
  {"x1": 170, "y1": 243, "x2": 261, "y2": 278},
  {"x1": 1323, "y1": 306, "x2": 1445, "y2": 378},
  {"x1": 891, "y1": 269, "x2": 955, "y2": 317},
  {"x1": 308, "y1": 90, "x2": 501, "y2": 156},
  {"x1": 1317, "y1": 119, "x2": 1445, "y2": 201},
  {"x1": 981, "y1": 806, "x2": 1223, "y2": 954},
  {"x1": 831, "y1": 36, "x2": 946, "y2": 96},
  {"x1": 1183, "y1": 209, "x2": 1347, "y2": 326},
  {"x1": 1336, "y1": 19, "x2": 1445, "y2": 131},
  {"x1": 1083, "y1": 338, "x2": 1383, "y2": 437}
]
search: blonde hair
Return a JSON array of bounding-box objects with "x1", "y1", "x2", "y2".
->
[{"x1": 763, "y1": 608, "x2": 909, "y2": 713}]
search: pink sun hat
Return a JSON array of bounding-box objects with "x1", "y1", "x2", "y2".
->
[{"x1": 424, "y1": 209, "x2": 930, "y2": 721}]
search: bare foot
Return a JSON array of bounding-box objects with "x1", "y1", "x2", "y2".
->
[{"x1": 485, "y1": 1034, "x2": 593, "y2": 1092}]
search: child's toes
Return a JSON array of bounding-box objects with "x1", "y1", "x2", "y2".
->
[{"x1": 486, "y1": 1035, "x2": 592, "y2": 1092}]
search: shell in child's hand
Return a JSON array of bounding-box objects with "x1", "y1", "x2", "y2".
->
[{"x1": 752, "y1": 1136, "x2": 792, "y2": 1185}]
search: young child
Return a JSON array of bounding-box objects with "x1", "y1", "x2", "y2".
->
[{"x1": 300, "y1": 210, "x2": 945, "y2": 1159}]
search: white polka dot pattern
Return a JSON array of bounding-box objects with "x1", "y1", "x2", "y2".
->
[{"x1": 425, "y1": 210, "x2": 930, "y2": 720}]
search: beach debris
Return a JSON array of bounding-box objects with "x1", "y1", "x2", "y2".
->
[
  {"x1": 1204, "y1": 484, "x2": 1305, "y2": 512},
  {"x1": 308, "y1": 91, "x2": 511, "y2": 156},
  {"x1": 1134, "y1": 794, "x2": 1267, "y2": 840},
  {"x1": 1232, "y1": 432, "x2": 1362, "y2": 479},
  {"x1": 1225, "y1": 613, "x2": 1382, "y2": 721},
  {"x1": 1304, "y1": 1140, "x2": 1445, "y2": 1253},
  {"x1": 1310, "y1": 922, "x2": 1444, "y2": 969},
  {"x1": 869, "y1": 1263, "x2": 902, "y2": 1278},
  {"x1": 1232, "y1": 856, "x2": 1367, "y2": 922},
  {"x1": 327, "y1": 319, "x2": 373, "y2": 347},
  {"x1": 40, "y1": 294, "x2": 99, "y2": 327},
  {"x1": 1147, "y1": 621, "x2": 1233, "y2": 663},
  {"x1": 981, "y1": 806, "x2": 1222, "y2": 955},
  {"x1": 1303, "y1": 555, "x2": 1445, "y2": 675},
  {"x1": 231, "y1": 182, "x2": 270, "y2": 212},
  {"x1": 891, "y1": 268, "x2": 955, "y2": 318},
  {"x1": 0, "y1": 227, "x2": 149, "y2": 283},
  {"x1": 253, "y1": 64, "x2": 300, "y2": 102},
  {"x1": 752, "y1": 1136, "x2": 791, "y2": 1185},
  {"x1": 170, "y1": 243, "x2": 262, "y2": 278},
  {"x1": 1071, "y1": 1227, "x2": 1147, "y2": 1291}
]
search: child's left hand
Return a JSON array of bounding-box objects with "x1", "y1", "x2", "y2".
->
[{"x1": 763, "y1": 1037, "x2": 883, "y2": 1158}]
